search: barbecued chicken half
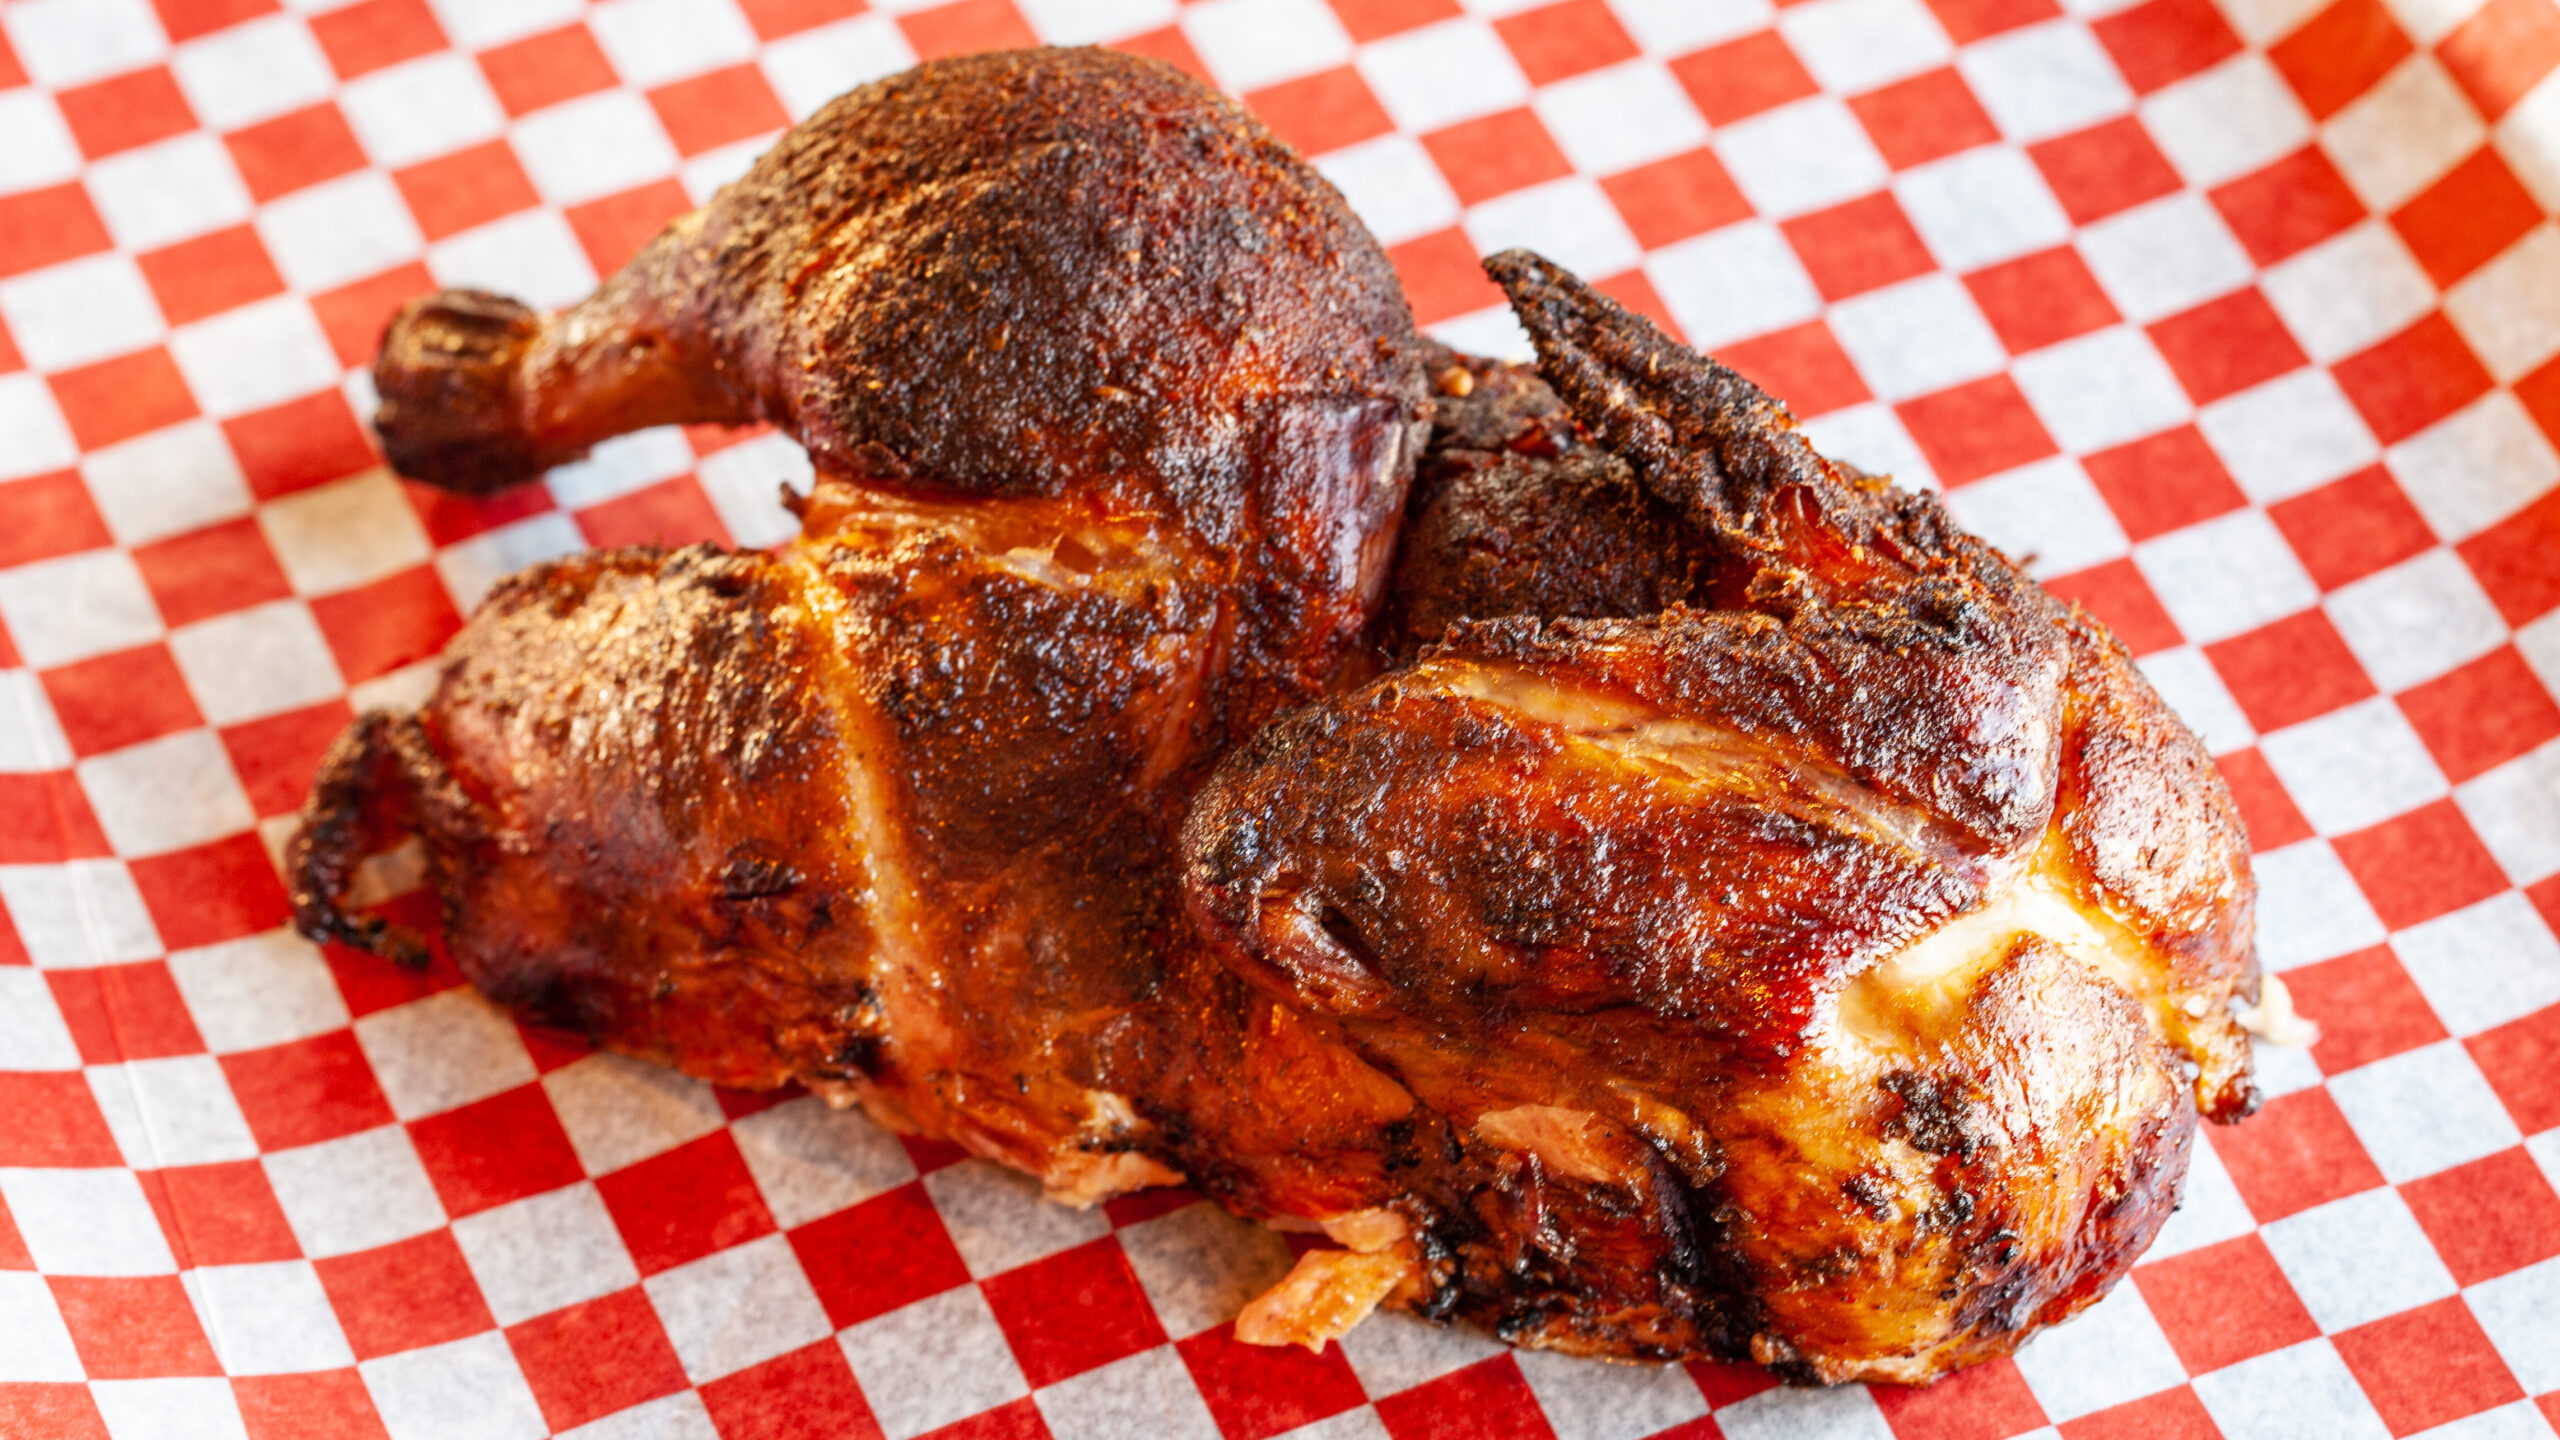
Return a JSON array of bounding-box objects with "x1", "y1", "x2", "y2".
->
[
  {"x1": 292, "y1": 47, "x2": 1430, "y2": 1202},
  {"x1": 1179, "y1": 253, "x2": 2261, "y2": 1383}
]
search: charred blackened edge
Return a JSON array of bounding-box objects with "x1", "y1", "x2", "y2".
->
[{"x1": 286, "y1": 710, "x2": 455, "y2": 968}]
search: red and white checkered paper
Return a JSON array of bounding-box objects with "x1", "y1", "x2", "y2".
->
[{"x1": 0, "y1": 0, "x2": 2556, "y2": 1435}]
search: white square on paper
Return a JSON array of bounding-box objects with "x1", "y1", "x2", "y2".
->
[
  {"x1": 1958, "y1": 21, "x2": 2134, "y2": 142},
  {"x1": 1829, "y1": 273, "x2": 2008, "y2": 401},
  {"x1": 1609, "y1": 0, "x2": 1777, "y2": 54},
  {"x1": 1515, "y1": 1347, "x2": 1709, "y2": 1440},
  {"x1": 2322, "y1": 54, "x2": 2486, "y2": 212},
  {"x1": 427, "y1": 209, "x2": 599, "y2": 312},
  {"x1": 2130, "y1": 508, "x2": 2320, "y2": 644},
  {"x1": 1035, "y1": 1347, "x2": 1221, "y2": 1440},
  {"x1": 338, "y1": 54, "x2": 509, "y2": 171},
  {"x1": 0, "y1": 1167, "x2": 179, "y2": 1275},
  {"x1": 0, "y1": 549, "x2": 164, "y2": 668},
  {"x1": 2327, "y1": 1040, "x2": 2525, "y2": 1181},
  {"x1": 451, "y1": 1182, "x2": 642, "y2": 1327},
  {"x1": 2140, "y1": 54, "x2": 2313, "y2": 189},
  {"x1": 730, "y1": 1094, "x2": 915, "y2": 1230},
  {"x1": 85, "y1": 133, "x2": 255, "y2": 254},
  {"x1": 0, "y1": 253, "x2": 167, "y2": 375},
  {"x1": 124, "y1": 1055, "x2": 260, "y2": 1167},
  {"x1": 2075, "y1": 194, "x2": 2256, "y2": 324},
  {"x1": 1942, "y1": 456, "x2": 2130, "y2": 579},
  {"x1": 355, "y1": 988, "x2": 538, "y2": 1122},
  {"x1": 2459, "y1": 740, "x2": 2560, "y2": 888},
  {"x1": 81, "y1": 422, "x2": 254, "y2": 549},
  {"x1": 257, "y1": 173, "x2": 429, "y2": 296},
  {"x1": 1465, "y1": 178, "x2": 1643, "y2": 284},
  {"x1": 646, "y1": 1233, "x2": 833, "y2": 1384},
  {"x1": 1801, "y1": 403, "x2": 1938, "y2": 488},
  {"x1": 1715, "y1": 1384, "x2": 1896, "y2": 1440},
  {"x1": 2249, "y1": 839, "x2": 2390, "y2": 969},
  {"x1": 1532, "y1": 61, "x2": 1709, "y2": 178},
  {"x1": 1712, "y1": 97, "x2": 1891, "y2": 220},
  {"x1": 2468, "y1": 1257, "x2": 2560, "y2": 1396},
  {"x1": 589, "y1": 0, "x2": 758, "y2": 88},
  {"x1": 2390, "y1": 891, "x2": 2560, "y2": 1036},
  {"x1": 541, "y1": 1050, "x2": 726, "y2": 1175},
  {"x1": 2324, "y1": 550, "x2": 2508, "y2": 693},
  {"x1": 699, "y1": 433, "x2": 812, "y2": 550},
  {"x1": 2138, "y1": 646, "x2": 2256, "y2": 754},
  {"x1": 0, "y1": 860, "x2": 163, "y2": 969},
  {"x1": 0, "y1": 968, "x2": 80, "y2": 1070},
  {"x1": 169, "y1": 602, "x2": 347, "y2": 727},
  {"x1": 1183, "y1": 0, "x2": 1356, "y2": 97},
  {"x1": 425, "y1": 0, "x2": 585, "y2": 50},
  {"x1": 2385, "y1": 392, "x2": 2560, "y2": 544},
  {"x1": 2145, "y1": 1129, "x2": 2256, "y2": 1259},
  {"x1": 2008, "y1": 1280, "x2": 2186, "y2": 1421},
  {"x1": 2262, "y1": 1189, "x2": 2457, "y2": 1330},
  {"x1": 1316, "y1": 136, "x2": 1462, "y2": 248},
  {"x1": 0, "y1": 89, "x2": 80, "y2": 195},
  {"x1": 2198, "y1": 368, "x2": 2383, "y2": 504},
  {"x1": 2259, "y1": 221, "x2": 2437, "y2": 365},
  {"x1": 542, "y1": 427, "x2": 696, "y2": 512},
  {"x1": 0, "y1": 373, "x2": 79, "y2": 482},
  {"x1": 2009, "y1": 326, "x2": 2191, "y2": 454},
  {"x1": 435, "y1": 512, "x2": 587, "y2": 616},
  {"x1": 360, "y1": 1333, "x2": 549, "y2": 1440},
  {"x1": 78, "y1": 730, "x2": 259, "y2": 858},
  {"x1": 262, "y1": 1126, "x2": 448, "y2": 1259},
  {"x1": 89, "y1": 1378, "x2": 251, "y2": 1440},
  {"x1": 195, "y1": 1262, "x2": 356, "y2": 1375},
  {"x1": 259, "y1": 471, "x2": 433, "y2": 598},
  {"x1": 1118, "y1": 1201, "x2": 1294, "y2": 1341},
  {"x1": 0, "y1": 1271, "x2": 84, "y2": 1382},
  {"x1": 1774, "y1": 0, "x2": 1952, "y2": 95},
  {"x1": 1014, "y1": 0, "x2": 1181, "y2": 45},
  {"x1": 168, "y1": 297, "x2": 343, "y2": 421},
  {"x1": 0, "y1": 669, "x2": 73, "y2": 773},
  {"x1": 1645, "y1": 221, "x2": 1823, "y2": 351},
  {"x1": 2259, "y1": 697, "x2": 2449, "y2": 835},
  {"x1": 759, "y1": 16, "x2": 917, "y2": 123},
  {"x1": 922, "y1": 1158, "x2": 1111, "y2": 1277},
  {"x1": 1896, "y1": 147, "x2": 2073, "y2": 273},
  {"x1": 169, "y1": 16, "x2": 337, "y2": 132},
  {"x1": 1353, "y1": 18, "x2": 1526, "y2": 134},
  {"x1": 2498, "y1": 69, "x2": 2560, "y2": 213},
  {"x1": 167, "y1": 929, "x2": 350, "y2": 1055},
  {"x1": 0, "y1": 0, "x2": 168, "y2": 89},
  {"x1": 839, "y1": 1285, "x2": 1030, "y2": 1440},
  {"x1": 511, "y1": 92, "x2": 684, "y2": 210},
  {"x1": 2445, "y1": 223, "x2": 2560, "y2": 383},
  {"x1": 2192, "y1": 1340, "x2": 2392, "y2": 1440}
]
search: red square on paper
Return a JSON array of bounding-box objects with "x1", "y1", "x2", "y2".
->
[
  {"x1": 2202, "y1": 608, "x2": 2375, "y2": 732},
  {"x1": 2398, "y1": 646, "x2": 2560, "y2": 783},
  {"x1": 0, "y1": 184, "x2": 114, "y2": 280},
  {"x1": 407, "y1": 1084, "x2": 587, "y2": 1219},
  {"x1": 2268, "y1": 0, "x2": 2412, "y2": 120},
  {"x1": 577, "y1": 475, "x2": 730, "y2": 550},
  {"x1": 1389, "y1": 228, "x2": 1505, "y2": 328},
  {"x1": 1897, "y1": 374, "x2": 2058, "y2": 486},
  {"x1": 2209, "y1": 146, "x2": 2367, "y2": 269},
  {"x1": 1869, "y1": 1355, "x2": 2045, "y2": 1438},
  {"x1": 0, "y1": 1387, "x2": 110, "y2": 1440},
  {"x1": 1600, "y1": 147, "x2": 1752, "y2": 250},
  {"x1": 0, "y1": 1074, "x2": 123, "y2": 1166},
  {"x1": 138, "y1": 226, "x2": 288, "y2": 328},
  {"x1": 310, "y1": 565, "x2": 465, "y2": 684},
  {"x1": 234, "y1": 1371, "x2": 392, "y2": 1440},
  {"x1": 1180, "y1": 1323, "x2": 1369, "y2": 1440},
  {"x1": 2216, "y1": 746, "x2": 2315, "y2": 849},
  {"x1": 650, "y1": 64, "x2": 791, "y2": 159},
  {"x1": 308, "y1": 0, "x2": 448, "y2": 81},
  {"x1": 73, "y1": 961, "x2": 208, "y2": 1060},
  {"x1": 1372, "y1": 1353, "x2": 1547, "y2": 1440},
  {"x1": 404, "y1": 477, "x2": 558, "y2": 549},
  {"x1": 1421, "y1": 109, "x2": 1574, "y2": 208},
  {"x1": 1781, "y1": 192, "x2": 1937, "y2": 301},
  {"x1": 0, "y1": 471, "x2": 113, "y2": 570},
  {"x1": 2057, "y1": 1386, "x2": 2220, "y2": 1440},
  {"x1": 154, "y1": 0, "x2": 284, "y2": 44},
  {"x1": 40, "y1": 645, "x2": 205, "y2": 758},
  {"x1": 2043, "y1": 557, "x2": 2182, "y2": 656},
  {"x1": 1109, "y1": 24, "x2": 1212, "y2": 83},
  {"x1": 46, "y1": 970, "x2": 123, "y2": 1067},
  {"x1": 980, "y1": 1237, "x2": 1168, "y2": 1389},
  {"x1": 0, "y1": 1196, "x2": 31, "y2": 1267},
  {"x1": 222, "y1": 1031, "x2": 399, "y2": 1151},
  {"x1": 699, "y1": 1339, "x2": 884, "y2": 1440},
  {"x1": 0, "y1": 315, "x2": 20, "y2": 373},
  {"x1": 1595, "y1": 263, "x2": 1680, "y2": 338},
  {"x1": 129, "y1": 833, "x2": 295, "y2": 952},
  {"x1": 2265, "y1": 465, "x2": 2434, "y2": 592},
  {"x1": 1670, "y1": 31, "x2": 1821, "y2": 126},
  {"x1": 2091, "y1": 0, "x2": 2244, "y2": 93},
  {"x1": 224, "y1": 389, "x2": 379, "y2": 503},
  {"x1": 1719, "y1": 320, "x2": 1872, "y2": 419},
  {"x1": 1493, "y1": 0, "x2": 1640, "y2": 86},
  {"x1": 478, "y1": 26, "x2": 620, "y2": 118},
  {"x1": 2132, "y1": 1233, "x2": 2319, "y2": 1374},
  {"x1": 312, "y1": 263, "x2": 436, "y2": 371},
  {"x1": 49, "y1": 349, "x2": 199, "y2": 452},
  {"x1": 1848, "y1": 68, "x2": 2000, "y2": 172},
  {"x1": 226, "y1": 105, "x2": 370, "y2": 203},
  {"x1": 2334, "y1": 312, "x2": 2495, "y2": 446},
  {"x1": 793, "y1": 1181, "x2": 970, "y2": 1329},
  {"x1": 2334, "y1": 1296, "x2": 2525, "y2": 1437},
  {"x1": 898, "y1": 0, "x2": 1037, "y2": 60},
  {"x1": 596, "y1": 1130, "x2": 778, "y2": 1275},
  {"x1": 2458, "y1": 485, "x2": 2560, "y2": 626},
  {"x1": 2469, "y1": 1003, "x2": 2560, "y2": 1133},
  {"x1": 0, "y1": 773, "x2": 113, "y2": 866},
  {"x1": 1925, "y1": 0, "x2": 2062, "y2": 42},
  {"x1": 2281, "y1": 945, "x2": 2447, "y2": 1074},
  {"x1": 55, "y1": 67, "x2": 197, "y2": 160},
  {"x1": 1247, "y1": 67, "x2": 1396, "y2": 158},
  {"x1": 2148, "y1": 288, "x2": 2308, "y2": 406},
  {"x1": 2208, "y1": 1085, "x2": 2387, "y2": 1222},
  {"x1": 2439, "y1": 0, "x2": 2560, "y2": 120},
  {"x1": 507, "y1": 1287, "x2": 690, "y2": 1433},
  {"x1": 2402, "y1": 1147, "x2": 2560, "y2": 1286},
  {"x1": 737, "y1": 0, "x2": 869, "y2": 43},
  {"x1": 160, "y1": 1160, "x2": 303, "y2": 1265},
  {"x1": 393, "y1": 141, "x2": 541, "y2": 242},
  {"x1": 566, "y1": 180, "x2": 694, "y2": 277},
  {"x1": 51, "y1": 1275, "x2": 221, "y2": 1378},
  {"x1": 315, "y1": 1229, "x2": 498, "y2": 1359},
  {"x1": 2331, "y1": 798, "x2": 2510, "y2": 932},
  {"x1": 224, "y1": 700, "x2": 357, "y2": 819},
  {"x1": 1966, "y1": 245, "x2": 2120, "y2": 356},
  {"x1": 2394, "y1": 147, "x2": 2543, "y2": 289},
  {"x1": 2029, "y1": 117, "x2": 2184, "y2": 225},
  {"x1": 322, "y1": 895, "x2": 467, "y2": 1017},
  {"x1": 2081, "y1": 426, "x2": 2247, "y2": 542}
]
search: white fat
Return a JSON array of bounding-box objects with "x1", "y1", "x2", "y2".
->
[
  {"x1": 2235, "y1": 973, "x2": 2320, "y2": 1048},
  {"x1": 1836, "y1": 867, "x2": 2156, "y2": 1051},
  {"x1": 1234, "y1": 1248, "x2": 1415, "y2": 1352},
  {"x1": 1319, "y1": 1208, "x2": 1409, "y2": 1253},
  {"x1": 1473, "y1": 1104, "x2": 1642, "y2": 1184}
]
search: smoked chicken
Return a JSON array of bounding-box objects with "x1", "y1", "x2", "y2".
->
[{"x1": 292, "y1": 46, "x2": 2260, "y2": 1388}]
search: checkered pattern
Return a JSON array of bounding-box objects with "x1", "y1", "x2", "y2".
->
[{"x1": 0, "y1": 0, "x2": 2555, "y2": 1436}]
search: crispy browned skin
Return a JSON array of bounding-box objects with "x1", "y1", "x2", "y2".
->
[
  {"x1": 299, "y1": 49, "x2": 1428, "y2": 1197},
  {"x1": 1179, "y1": 253, "x2": 2258, "y2": 1381}
]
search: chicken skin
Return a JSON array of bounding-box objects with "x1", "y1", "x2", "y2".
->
[{"x1": 1180, "y1": 253, "x2": 2258, "y2": 1380}]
